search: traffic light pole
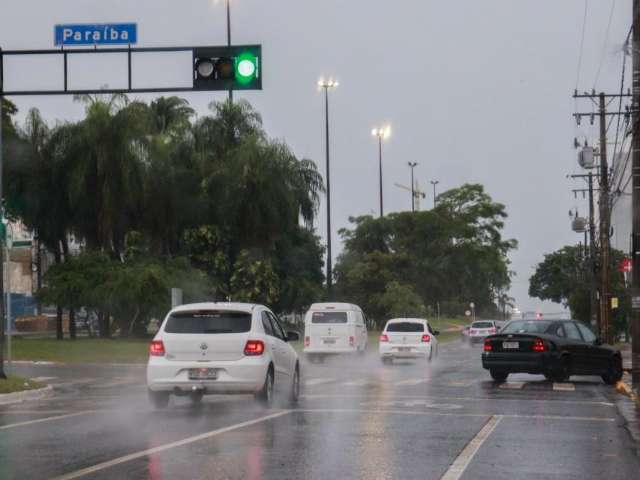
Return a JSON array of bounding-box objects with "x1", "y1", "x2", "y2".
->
[
  {"x1": 378, "y1": 136, "x2": 384, "y2": 218},
  {"x1": 631, "y1": 0, "x2": 640, "y2": 392},
  {"x1": 226, "y1": 0, "x2": 233, "y2": 102},
  {"x1": 322, "y1": 85, "x2": 332, "y2": 298}
]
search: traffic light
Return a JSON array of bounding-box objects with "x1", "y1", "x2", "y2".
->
[{"x1": 193, "y1": 45, "x2": 261, "y2": 91}]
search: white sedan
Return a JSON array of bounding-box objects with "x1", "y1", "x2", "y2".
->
[
  {"x1": 147, "y1": 302, "x2": 300, "y2": 408},
  {"x1": 379, "y1": 318, "x2": 439, "y2": 363}
]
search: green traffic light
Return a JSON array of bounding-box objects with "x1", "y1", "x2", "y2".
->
[{"x1": 235, "y1": 52, "x2": 258, "y2": 85}]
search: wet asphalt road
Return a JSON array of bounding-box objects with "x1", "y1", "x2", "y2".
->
[{"x1": 1, "y1": 341, "x2": 639, "y2": 480}]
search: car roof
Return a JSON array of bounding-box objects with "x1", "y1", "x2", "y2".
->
[
  {"x1": 308, "y1": 302, "x2": 362, "y2": 311},
  {"x1": 386, "y1": 318, "x2": 428, "y2": 323},
  {"x1": 170, "y1": 302, "x2": 260, "y2": 314}
]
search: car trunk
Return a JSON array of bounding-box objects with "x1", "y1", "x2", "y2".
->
[
  {"x1": 387, "y1": 332, "x2": 424, "y2": 345},
  {"x1": 310, "y1": 324, "x2": 351, "y2": 348},
  {"x1": 485, "y1": 334, "x2": 539, "y2": 353},
  {"x1": 162, "y1": 332, "x2": 250, "y2": 361}
]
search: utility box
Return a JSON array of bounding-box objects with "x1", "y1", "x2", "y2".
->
[
  {"x1": 572, "y1": 217, "x2": 588, "y2": 233},
  {"x1": 578, "y1": 147, "x2": 595, "y2": 169}
]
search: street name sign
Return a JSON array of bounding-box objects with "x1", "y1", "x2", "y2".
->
[{"x1": 54, "y1": 23, "x2": 137, "y2": 46}]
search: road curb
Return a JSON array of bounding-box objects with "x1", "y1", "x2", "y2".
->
[{"x1": 0, "y1": 385, "x2": 53, "y2": 406}]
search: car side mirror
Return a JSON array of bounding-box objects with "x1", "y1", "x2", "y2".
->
[
  {"x1": 433, "y1": 330, "x2": 440, "y2": 336},
  {"x1": 286, "y1": 331, "x2": 300, "y2": 342},
  {"x1": 594, "y1": 337, "x2": 603, "y2": 346}
]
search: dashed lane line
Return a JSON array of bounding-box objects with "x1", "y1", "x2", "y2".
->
[
  {"x1": 498, "y1": 382, "x2": 525, "y2": 390},
  {"x1": 304, "y1": 378, "x2": 335, "y2": 386},
  {"x1": 341, "y1": 379, "x2": 368, "y2": 387},
  {"x1": 394, "y1": 379, "x2": 429, "y2": 386},
  {"x1": 0, "y1": 411, "x2": 95, "y2": 431},
  {"x1": 51, "y1": 410, "x2": 291, "y2": 480},
  {"x1": 553, "y1": 382, "x2": 576, "y2": 392},
  {"x1": 440, "y1": 415, "x2": 502, "y2": 480}
]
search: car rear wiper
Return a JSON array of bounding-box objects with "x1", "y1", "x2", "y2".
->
[{"x1": 203, "y1": 329, "x2": 232, "y2": 333}]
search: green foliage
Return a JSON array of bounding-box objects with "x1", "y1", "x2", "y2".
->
[
  {"x1": 334, "y1": 184, "x2": 516, "y2": 327},
  {"x1": 377, "y1": 281, "x2": 427, "y2": 318},
  {"x1": 529, "y1": 245, "x2": 630, "y2": 335}
]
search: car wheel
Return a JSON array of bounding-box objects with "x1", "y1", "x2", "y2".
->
[
  {"x1": 427, "y1": 347, "x2": 433, "y2": 363},
  {"x1": 190, "y1": 391, "x2": 204, "y2": 406},
  {"x1": 490, "y1": 370, "x2": 508, "y2": 383},
  {"x1": 148, "y1": 390, "x2": 169, "y2": 409},
  {"x1": 290, "y1": 364, "x2": 300, "y2": 406},
  {"x1": 543, "y1": 372, "x2": 555, "y2": 382},
  {"x1": 382, "y1": 357, "x2": 392, "y2": 365},
  {"x1": 553, "y1": 357, "x2": 571, "y2": 382},
  {"x1": 256, "y1": 367, "x2": 275, "y2": 408},
  {"x1": 602, "y1": 356, "x2": 623, "y2": 385}
]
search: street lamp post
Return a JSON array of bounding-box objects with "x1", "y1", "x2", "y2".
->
[
  {"x1": 225, "y1": 0, "x2": 232, "y2": 102},
  {"x1": 408, "y1": 162, "x2": 418, "y2": 212},
  {"x1": 431, "y1": 180, "x2": 440, "y2": 208},
  {"x1": 318, "y1": 78, "x2": 339, "y2": 298},
  {"x1": 371, "y1": 125, "x2": 391, "y2": 218}
]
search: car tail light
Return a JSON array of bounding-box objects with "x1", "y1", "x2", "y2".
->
[
  {"x1": 379, "y1": 334, "x2": 389, "y2": 342},
  {"x1": 489, "y1": 327, "x2": 497, "y2": 334},
  {"x1": 421, "y1": 334, "x2": 431, "y2": 343},
  {"x1": 304, "y1": 336, "x2": 310, "y2": 347},
  {"x1": 349, "y1": 336, "x2": 355, "y2": 346},
  {"x1": 149, "y1": 340, "x2": 165, "y2": 356},
  {"x1": 244, "y1": 340, "x2": 265, "y2": 356},
  {"x1": 470, "y1": 329, "x2": 476, "y2": 335},
  {"x1": 483, "y1": 339, "x2": 493, "y2": 351},
  {"x1": 532, "y1": 338, "x2": 546, "y2": 352}
]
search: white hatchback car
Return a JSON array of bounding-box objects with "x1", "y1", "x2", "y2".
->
[
  {"x1": 147, "y1": 302, "x2": 300, "y2": 408},
  {"x1": 379, "y1": 318, "x2": 439, "y2": 363}
]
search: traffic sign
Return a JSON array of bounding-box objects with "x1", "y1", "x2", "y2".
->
[
  {"x1": 619, "y1": 257, "x2": 632, "y2": 273},
  {"x1": 55, "y1": 23, "x2": 137, "y2": 46},
  {"x1": 465, "y1": 310, "x2": 471, "y2": 317}
]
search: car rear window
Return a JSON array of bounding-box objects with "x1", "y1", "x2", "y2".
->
[
  {"x1": 501, "y1": 320, "x2": 552, "y2": 334},
  {"x1": 164, "y1": 311, "x2": 251, "y2": 334},
  {"x1": 311, "y1": 311, "x2": 348, "y2": 324},
  {"x1": 471, "y1": 321, "x2": 494, "y2": 329},
  {"x1": 386, "y1": 322, "x2": 424, "y2": 332}
]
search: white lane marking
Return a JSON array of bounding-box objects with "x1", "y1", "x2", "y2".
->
[
  {"x1": 440, "y1": 415, "x2": 502, "y2": 480},
  {"x1": 32, "y1": 376, "x2": 58, "y2": 382},
  {"x1": 0, "y1": 411, "x2": 94, "y2": 431},
  {"x1": 52, "y1": 410, "x2": 291, "y2": 480},
  {"x1": 498, "y1": 382, "x2": 525, "y2": 390},
  {"x1": 90, "y1": 379, "x2": 141, "y2": 389},
  {"x1": 553, "y1": 383, "x2": 576, "y2": 392},
  {"x1": 341, "y1": 379, "x2": 368, "y2": 387},
  {"x1": 304, "y1": 378, "x2": 335, "y2": 386},
  {"x1": 394, "y1": 379, "x2": 428, "y2": 386},
  {"x1": 447, "y1": 380, "x2": 474, "y2": 387}
]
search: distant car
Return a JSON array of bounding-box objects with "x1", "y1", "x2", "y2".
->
[
  {"x1": 303, "y1": 303, "x2": 368, "y2": 362},
  {"x1": 460, "y1": 325, "x2": 471, "y2": 340},
  {"x1": 379, "y1": 318, "x2": 439, "y2": 364},
  {"x1": 147, "y1": 302, "x2": 300, "y2": 409},
  {"x1": 481, "y1": 319, "x2": 623, "y2": 384},
  {"x1": 467, "y1": 320, "x2": 498, "y2": 344}
]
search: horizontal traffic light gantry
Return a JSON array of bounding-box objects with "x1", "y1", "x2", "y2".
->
[{"x1": 193, "y1": 45, "x2": 261, "y2": 91}]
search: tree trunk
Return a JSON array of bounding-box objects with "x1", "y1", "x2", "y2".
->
[
  {"x1": 69, "y1": 308, "x2": 76, "y2": 340},
  {"x1": 127, "y1": 307, "x2": 140, "y2": 338},
  {"x1": 99, "y1": 311, "x2": 110, "y2": 339},
  {"x1": 54, "y1": 245, "x2": 63, "y2": 341}
]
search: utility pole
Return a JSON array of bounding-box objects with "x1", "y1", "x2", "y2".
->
[
  {"x1": 631, "y1": 0, "x2": 640, "y2": 391},
  {"x1": 588, "y1": 172, "x2": 600, "y2": 334},
  {"x1": 431, "y1": 180, "x2": 439, "y2": 208},
  {"x1": 378, "y1": 135, "x2": 383, "y2": 217},
  {"x1": 226, "y1": 0, "x2": 233, "y2": 103},
  {"x1": 598, "y1": 92, "x2": 613, "y2": 345},
  {"x1": 408, "y1": 162, "x2": 418, "y2": 212},
  {"x1": 0, "y1": 90, "x2": 6, "y2": 379}
]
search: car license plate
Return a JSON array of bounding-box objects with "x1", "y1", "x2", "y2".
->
[
  {"x1": 323, "y1": 338, "x2": 336, "y2": 345},
  {"x1": 502, "y1": 342, "x2": 519, "y2": 350},
  {"x1": 189, "y1": 368, "x2": 217, "y2": 380},
  {"x1": 398, "y1": 347, "x2": 411, "y2": 352}
]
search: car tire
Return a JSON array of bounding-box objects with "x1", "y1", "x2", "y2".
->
[
  {"x1": 190, "y1": 391, "x2": 204, "y2": 406},
  {"x1": 602, "y1": 356, "x2": 623, "y2": 385},
  {"x1": 382, "y1": 357, "x2": 392, "y2": 365},
  {"x1": 543, "y1": 372, "x2": 555, "y2": 382},
  {"x1": 553, "y1": 356, "x2": 571, "y2": 383},
  {"x1": 256, "y1": 367, "x2": 275, "y2": 408},
  {"x1": 290, "y1": 364, "x2": 300, "y2": 406},
  {"x1": 148, "y1": 390, "x2": 169, "y2": 409},
  {"x1": 490, "y1": 370, "x2": 508, "y2": 383},
  {"x1": 427, "y1": 348, "x2": 433, "y2": 363}
]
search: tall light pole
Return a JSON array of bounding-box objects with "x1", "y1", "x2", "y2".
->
[
  {"x1": 408, "y1": 162, "x2": 418, "y2": 212},
  {"x1": 225, "y1": 0, "x2": 233, "y2": 102},
  {"x1": 430, "y1": 180, "x2": 440, "y2": 208},
  {"x1": 0, "y1": 94, "x2": 5, "y2": 379},
  {"x1": 318, "y1": 78, "x2": 339, "y2": 298},
  {"x1": 371, "y1": 125, "x2": 391, "y2": 218}
]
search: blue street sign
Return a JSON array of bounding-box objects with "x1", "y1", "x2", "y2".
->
[{"x1": 54, "y1": 23, "x2": 137, "y2": 46}]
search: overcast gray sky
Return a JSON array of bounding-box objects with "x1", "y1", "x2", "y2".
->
[{"x1": 0, "y1": 0, "x2": 632, "y2": 313}]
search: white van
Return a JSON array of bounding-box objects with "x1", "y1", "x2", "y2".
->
[{"x1": 303, "y1": 303, "x2": 368, "y2": 361}]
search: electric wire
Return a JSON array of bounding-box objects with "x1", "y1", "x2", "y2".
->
[
  {"x1": 576, "y1": 0, "x2": 589, "y2": 90},
  {"x1": 594, "y1": 0, "x2": 617, "y2": 88}
]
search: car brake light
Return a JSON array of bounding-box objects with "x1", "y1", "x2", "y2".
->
[
  {"x1": 483, "y1": 339, "x2": 492, "y2": 351},
  {"x1": 304, "y1": 336, "x2": 310, "y2": 347},
  {"x1": 349, "y1": 336, "x2": 355, "y2": 346},
  {"x1": 489, "y1": 327, "x2": 497, "y2": 334},
  {"x1": 421, "y1": 334, "x2": 430, "y2": 343},
  {"x1": 532, "y1": 338, "x2": 546, "y2": 352},
  {"x1": 149, "y1": 340, "x2": 165, "y2": 356},
  {"x1": 244, "y1": 340, "x2": 265, "y2": 356},
  {"x1": 379, "y1": 334, "x2": 389, "y2": 342}
]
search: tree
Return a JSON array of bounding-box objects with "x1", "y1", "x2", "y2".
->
[{"x1": 529, "y1": 245, "x2": 630, "y2": 335}]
